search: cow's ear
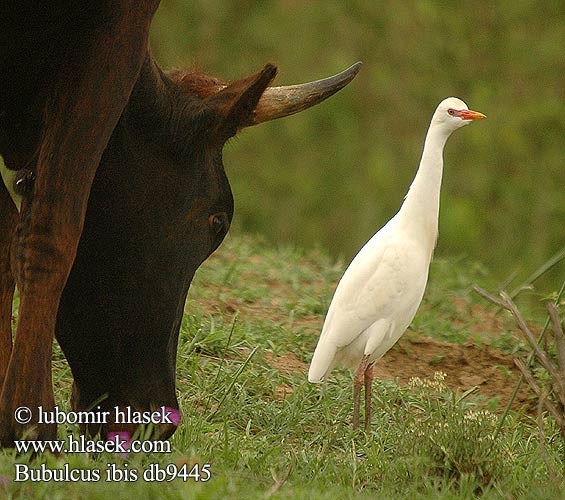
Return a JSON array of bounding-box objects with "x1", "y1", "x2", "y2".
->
[{"x1": 206, "y1": 64, "x2": 278, "y2": 140}]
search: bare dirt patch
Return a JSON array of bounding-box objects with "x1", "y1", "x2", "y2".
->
[{"x1": 376, "y1": 335, "x2": 533, "y2": 411}]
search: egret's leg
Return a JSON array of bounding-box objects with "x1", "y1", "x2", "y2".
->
[
  {"x1": 353, "y1": 355, "x2": 370, "y2": 429},
  {"x1": 353, "y1": 381, "x2": 361, "y2": 429},
  {"x1": 364, "y1": 362, "x2": 374, "y2": 430}
]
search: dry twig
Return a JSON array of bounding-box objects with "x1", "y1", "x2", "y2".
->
[
  {"x1": 537, "y1": 391, "x2": 559, "y2": 481},
  {"x1": 473, "y1": 284, "x2": 565, "y2": 474}
]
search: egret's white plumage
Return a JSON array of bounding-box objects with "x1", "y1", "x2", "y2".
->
[{"x1": 308, "y1": 97, "x2": 485, "y2": 428}]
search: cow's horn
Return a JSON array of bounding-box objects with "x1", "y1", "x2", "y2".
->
[{"x1": 251, "y1": 61, "x2": 362, "y2": 125}]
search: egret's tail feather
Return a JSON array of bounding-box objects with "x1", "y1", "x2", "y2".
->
[{"x1": 308, "y1": 343, "x2": 337, "y2": 383}]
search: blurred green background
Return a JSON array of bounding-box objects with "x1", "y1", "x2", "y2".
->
[{"x1": 149, "y1": 1, "x2": 564, "y2": 288}]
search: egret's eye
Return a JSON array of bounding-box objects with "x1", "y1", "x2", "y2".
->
[
  {"x1": 209, "y1": 212, "x2": 228, "y2": 235},
  {"x1": 447, "y1": 108, "x2": 456, "y2": 116}
]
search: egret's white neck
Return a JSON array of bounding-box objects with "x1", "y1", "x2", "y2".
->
[{"x1": 397, "y1": 123, "x2": 451, "y2": 255}]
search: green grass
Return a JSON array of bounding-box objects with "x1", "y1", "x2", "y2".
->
[{"x1": 1, "y1": 232, "x2": 564, "y2": 499}]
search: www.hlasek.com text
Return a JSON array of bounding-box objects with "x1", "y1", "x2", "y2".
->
[{"x1": 15, "y1": 433, "x2": 171, "y2": 455}]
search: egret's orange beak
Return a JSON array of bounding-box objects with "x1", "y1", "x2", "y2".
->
[{"x1": 457, "y1": 109, "x2": 486, "y2": 120}]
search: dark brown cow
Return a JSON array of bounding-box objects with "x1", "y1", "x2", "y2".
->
[{"x1": 0, "y1": 1, "x2": 360, "y2": 445}]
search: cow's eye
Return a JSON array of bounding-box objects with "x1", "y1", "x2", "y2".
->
[{"x1": 209, "y1": 212, "x2": 228, "y2": 235}]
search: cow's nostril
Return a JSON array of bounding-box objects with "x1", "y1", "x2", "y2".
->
[
  {"x1": 107, "y1": 431, "x2": 132, "y2": 458},
  {"x1": 164, "y1": 407, "x2": 181, "y2": 427}
]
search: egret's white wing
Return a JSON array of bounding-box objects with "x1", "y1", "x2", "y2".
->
[
  {"x1": 325, "y1": 247, "x2": 397, "y2": 345},
  {"x1": 320, "y1": 223, "x2": 404, "y2": 344},
  {"x1": 309, "y1": 222, "x2": 428, "y2": 382},
  {"x1": 309, "y1": 225, "x2": 391, "y2": 378}
]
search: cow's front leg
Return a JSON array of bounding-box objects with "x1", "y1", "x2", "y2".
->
[
  {"x1": 0, "y1": 180, "x2": 18, "y2": 387},
  {"x1": 0, "y1": 2, "x2": 159, "y2": 446},
  {"x1": 0, "y1": 158, "x2": 102, "y2": 445}
]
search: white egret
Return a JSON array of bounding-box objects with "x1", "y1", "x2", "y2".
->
[{"x1": 308, "y1": 97, "x2": 486, "y2": 429}]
